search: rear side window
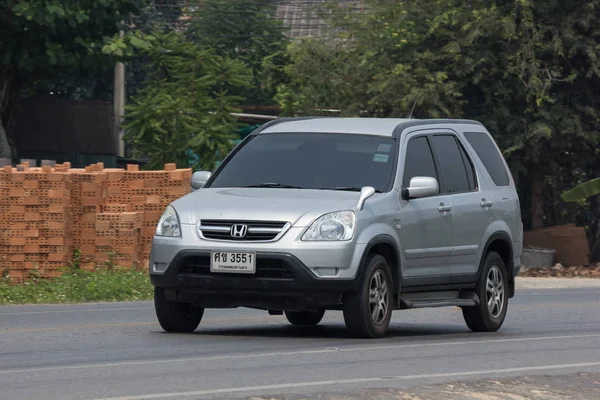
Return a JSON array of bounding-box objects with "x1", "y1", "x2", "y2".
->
[
  {"x1": 430, "y1": 135, "x2": 472, "y2": 194},
  {"x1": 402, "y1": 136, "x2": 438, "y2": 187},
  {"x1": 464, "y1": 132, "x2": 510, "y2": 186}
]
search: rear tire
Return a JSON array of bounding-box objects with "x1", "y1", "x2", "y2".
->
[
  {"x1": 462, "y1": 251, "x2": 508, "y2": 332},
  {"x1": 284, "y1": 310, "x2": 325, "y2": 326},
  {"x1": 343, "y1": 254, "x2": 393, "y2": 338},
  {"x1": 154, "y1": 287, "x2": 204, "y2": 333}
]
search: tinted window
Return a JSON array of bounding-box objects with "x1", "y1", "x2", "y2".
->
[
  {"x1": 208, "y1": 133, "x2": 397, "y2": 192},
  {"x1": 458, "y1": 140, "x2": 477, "y2": 190},
  {"x1": 430, "y1": 135, "x2": 470, "y2": 193},
  {"x1": 402, "y1": 136, "x2": 438, "y2": 188},
  {"x1": 464, "y1": 132, "x2": 510, "y2": 186}
]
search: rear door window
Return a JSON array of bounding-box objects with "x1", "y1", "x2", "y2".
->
[{"x1": 430, "y1": 135, "x2": 471, "y2": 194}]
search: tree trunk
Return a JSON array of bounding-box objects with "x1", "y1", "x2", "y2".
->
[
  {"x1": 0, "y1": 119, "x2": 10, "y2": 159},
  {"x1": 530, "y1": 164, "x2": 545, "y2": 230}
]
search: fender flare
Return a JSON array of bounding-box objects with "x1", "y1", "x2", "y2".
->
[
  {"x1": 356, "y1": 234, "x2": 403, "y2": 295},
  {"x1": 477, "y1": 231, "x2": 516, "y2": 297}
]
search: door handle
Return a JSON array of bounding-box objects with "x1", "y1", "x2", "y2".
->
[
  {"x1": 480, "y1": 199, "x2": 493, "y2": 208},
  {"x1": 438, "y1": 204, "x2": 452, "y2": 212}
]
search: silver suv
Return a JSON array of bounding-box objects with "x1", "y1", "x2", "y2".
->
[{"x1": 150, "y1": 117, "x2": 523, "y2": 338}]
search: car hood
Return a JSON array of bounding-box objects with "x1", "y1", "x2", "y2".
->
[{"x1": 172, "y1": 188, "x2": 361, "y2": 227}]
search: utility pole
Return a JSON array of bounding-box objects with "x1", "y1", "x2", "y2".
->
[
  {"x1": 113, "y1": 26, "x2": 126, "y2": 158},
  {"x1": 114, "y1": 61, "x2": 125, "y2": 158}
]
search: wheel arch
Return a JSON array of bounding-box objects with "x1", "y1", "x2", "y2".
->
[
  {"x1": 357, "y1": 235, "x2": 402, "y2": 306},
  {"x1": 477, "y1": 232, "x2": 516, "y2": 298}
]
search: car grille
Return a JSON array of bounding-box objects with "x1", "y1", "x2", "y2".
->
[
  {"x1": 179, "y1": 255, "x2": 294, "y2": 279},
  {"x1": 198, "y1": 219, "x2": 289, "y2": 242}
]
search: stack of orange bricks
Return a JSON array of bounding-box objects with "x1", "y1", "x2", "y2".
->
[{"x1": 0, "y1": 162, "x2": 191, "y2": 283}]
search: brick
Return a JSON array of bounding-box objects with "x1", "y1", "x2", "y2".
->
[
  {"x1": 23, "y1": 196, "x2": 40, "y2": 205},
  {"x1": 144, "y1": 179, "x2": 161, "y2": 189},
  {"x1": 48, "y1": 173, "x2": 65, "y2": 182},
  {"x1": 9, "y1": 188, "x2": 25, "y2": 197},
  {"x1": 96, "y1": 221, "x2": 111, "y2": 231},
  {"x1": 48, "y1": 221, "x2": 65, "y2": 230},
  {"x1": 81, "y1": 197, "x2": 103, "y2": 206},
  {"x1": 49, "y1": 204, "x2": 68, "y2": 213},
  {"x1": 146, "y1": 195, "x2": 161, "y2": 204},
  {"x1": 47, "y1": 253, "x2": 66, "y2": 262},
  {"x1": 24, "y1": 244, "x2": 40, "y2": 253},
  {"x1": 107, "y1": 186, "x2": 122, "y2": 195},
  {"x1": 24, "y1": 212, "x2": 41, "y2": 221},
  {"x1": 168, "y1": 170, "x2": 184, "y2": 180},
  {"x1": 11, "y1": 172, "x2": 25, "y2": 182},
  {"x1": 10, "y1": 222, "x2": 28, "y2": 230},
  {"x1": 95, "y1": 253, "x2": 110, "y2": 262},
  {"x1": 129, "y1": 180, "x2": 145, "y2": 190},
  {"x1": 24, "y1": 261, "x2": 39, "y2": 270},
  {"x1": 9, "y1": 237, "x2": 26, "y2": 246},
  {"x1": 24, "y1": 180, "x2": 39, "y2": 189},
  {"x1": 95, "y1": 237, "x2": 111, "y2": 246},
  {"x1": 78, "y1": 243, "x2": 96, "y2": 254},
  {"x1": 164, "y1": 163, "x2": 177, "y2": 171},
  {"x1": 130, "y1": 195, "x2": 146, "y2": 204},
  {"x1": 9, "y1": 205, "x2": 25, "y2": 214},
  {"x1": 47, "y1": 237, "x2": 67, "y2": 246},
  {"x1": 126, "y1": 164, "x2": 139, "y2": 172},
  {"x1": 108, "y1": 171, "x2": 125, "y2": 181},
  {"x1": 9, "y1": 253, "x2": 25, "y2": 262},
  {"x1": 24, "y1": 229, "x2": 40, "y2": 238}
]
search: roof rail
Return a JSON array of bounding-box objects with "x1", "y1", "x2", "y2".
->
[{"x1": 250, "y1": 116, "x2": 324, "y2": 135}]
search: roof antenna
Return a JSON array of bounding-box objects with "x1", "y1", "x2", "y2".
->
[{"x1": 408, "y1": 100, "x2": 417, "y2": 119}]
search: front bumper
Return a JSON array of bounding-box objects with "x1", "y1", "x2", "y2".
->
[
  {"x1": 150, "y1": 224, "x2": 366, "y2": 279},
  {"x1": 149, "y1": 250, "x2": 360, "y2": 310}
]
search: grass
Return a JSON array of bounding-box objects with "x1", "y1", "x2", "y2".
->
[{"x1": 0, "y1": 253, "x2": 154, "y2": 305}]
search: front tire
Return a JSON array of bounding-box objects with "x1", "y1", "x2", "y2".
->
[
  {"x1": 154, "y1": 287, "x2": 204, "y2": 333},
  {"x1": 462, "y1": 251, "x2": 509, "y2": 332},
  {"x1": 284, "y1": 310, "x2": 325, "y2": 326},
  {"x1": 343, "y1": 254, "x2": 393, "y2": 338}
]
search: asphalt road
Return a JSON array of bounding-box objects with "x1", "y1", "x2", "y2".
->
[{"x1": 1, "y1": 287, "x2": 599, "y2": 400}]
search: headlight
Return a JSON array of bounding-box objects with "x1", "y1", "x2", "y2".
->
[
  {"x1": 156, "y1": 205, "x2": 181, "y2": 237},
  {"x1": 301, "y1": 211, "x2": 356, "y2": 241}
]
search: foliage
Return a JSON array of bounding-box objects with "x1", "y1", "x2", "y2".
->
[
  {"x1": 0, "y1": 267, "x2": 153, "y2": 304},
  {"x1": 186, "y1": 0, "x2": 289, "y2": 105},
  {"x1": 122, "y1": 30, "x2": 252, "y2": 170},
  {"x1": 562, "y1": 179, "x2": 600, "y2": 203},
  {"x1": 0, "y1": 0, "x2": 153, "y2": 158}
]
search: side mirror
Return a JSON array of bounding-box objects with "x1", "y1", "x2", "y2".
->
[
  {"x1": 401, "y1": 176, "x2": 439, "y2": 200},
  {"x1": 191, "y1": 171, "x2": 212, "y2": 190}
]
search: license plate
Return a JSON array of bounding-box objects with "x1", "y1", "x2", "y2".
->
[{"x1": 210, "y1": 251, "x2": 256, "y2": 274}]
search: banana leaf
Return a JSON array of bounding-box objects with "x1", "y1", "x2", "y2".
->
[{"x1": 561, "y1": 178, "x2": 600, "y2": 203}]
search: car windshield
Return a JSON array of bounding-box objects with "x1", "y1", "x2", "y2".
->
[{"x1": 207, "y1": 132, "x2": 397, "y2": 192}]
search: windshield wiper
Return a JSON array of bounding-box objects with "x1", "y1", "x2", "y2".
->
[
  {"x1": 320, "y1": 187, "x2": 382, "y2": 193},
  {"x1": 243, "y1": 183, "x2": 304, "y2": 189}
]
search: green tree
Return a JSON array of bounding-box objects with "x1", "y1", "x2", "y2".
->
[
  {"x1": 0, "y1": 0, "x2": 153, "y2": 159},
  {"x1": 186, "y1": 0, "x2": 289, "y2": 106},
  {"x1": 122, "y1": 31, "x2": 252, "y2": 170}
]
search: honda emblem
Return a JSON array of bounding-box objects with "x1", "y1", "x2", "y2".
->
[{"x1": 230, "y1": 224, "x2": 248, "y2": 238}]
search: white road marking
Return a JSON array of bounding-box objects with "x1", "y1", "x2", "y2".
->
[
  {"x1": 517, "y1": 290, "x2": 600, "y2": 296},
  {"x1": 1, "y1": 333, "x2": 599, "y2": 375},
  {"x1": 87, "y1": 361, "x2": 600, "y2": 400},
  {"x1": 0, "y1": 307, "x2": 154, "y2": 315}
]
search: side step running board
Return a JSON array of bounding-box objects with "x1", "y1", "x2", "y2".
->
[{"x1": 399, "y1": 290, "x2": 480, "y2": 310}]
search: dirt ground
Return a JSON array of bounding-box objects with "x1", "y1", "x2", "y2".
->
[{"x1": 247, "y1": 373, "x2": 600, "y2": 400}]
